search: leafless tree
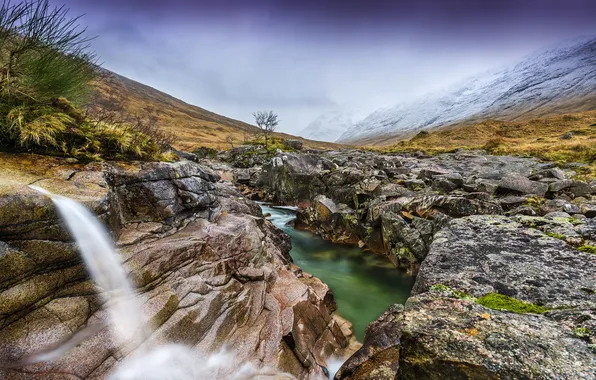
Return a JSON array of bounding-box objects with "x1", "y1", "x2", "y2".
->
[
  {"x1": 252, "y1": 111, "x2": 279, "y2": 149},
  {"x1": 225, "y1": 135, "x2": 235, "y2": 149}
]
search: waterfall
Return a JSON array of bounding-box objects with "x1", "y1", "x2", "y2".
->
[
  {"x1": 29, "y1": 185, "x2": 149, "y2": 347},
  {"x1": 28, "y1": 186, "x2": 297, "y2": 379}
]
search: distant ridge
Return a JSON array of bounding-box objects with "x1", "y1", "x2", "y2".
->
[
  {"x1": 338, "y1": 36, "x2": 596, "y2": 145},
  {"x1": 91, "y1": 71, "x2": 344, "y2": 150}
]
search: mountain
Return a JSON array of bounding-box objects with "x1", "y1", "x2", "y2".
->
[
  {"x1": 299, "y1": 109, "x2": 361, "y2": 142},
  {"x1": 91, "y1": 71, "x2": 344, "y2": 151},
  {"x1": 338, "y1": 36, "x2": 596, "y2": 145}
]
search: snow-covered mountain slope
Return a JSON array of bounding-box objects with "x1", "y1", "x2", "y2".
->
[
  {"x1": 298, "y1": 109, "x2": 362, "y2": 142},
  {"x1": 338, "y1": 36, "x2": 596, "y2": 145}
]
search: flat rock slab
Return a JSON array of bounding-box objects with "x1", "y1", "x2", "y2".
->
[{"x1": 413, "y1": 215, "x2": 596, "y2": 309}]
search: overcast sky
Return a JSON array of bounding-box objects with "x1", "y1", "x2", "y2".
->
[{"x1": 56, "y1": 0, "x2": 596, "y2": 133}]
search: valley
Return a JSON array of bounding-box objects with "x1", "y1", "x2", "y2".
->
[{"x1": 0, "y1": 1, "x2": 595, "y2": 378}]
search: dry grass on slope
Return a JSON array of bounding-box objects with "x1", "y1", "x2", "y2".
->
[
  {"x1": 382, "y1": 111, "x2": 596, "y2": 179},
  {"x1": 91, "y1": 72, "x2": 347, "y2": 151}
]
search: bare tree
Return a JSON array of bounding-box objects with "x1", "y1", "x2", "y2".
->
[
  {"x1": 225, "y1": 135, "x2": 235, "y2": 149},
  {"x1": 252, "y1": 111, "x2": 279, "y2": 149}
]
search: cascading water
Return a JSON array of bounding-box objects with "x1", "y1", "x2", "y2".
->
[
  {"x1": 27, "y1": 186, "x2": 298, "y2": 379},
  {"x1": 29, "y1": 185, "x2": 148, "y2": 348}
]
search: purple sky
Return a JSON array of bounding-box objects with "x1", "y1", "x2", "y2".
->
[{"x1": 56, "y1": 0, "x2": 596, "y2": 132}]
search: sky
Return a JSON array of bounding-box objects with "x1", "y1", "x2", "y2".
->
[{"x1": 55, "y1": 0, "x2": 596, "y2": 134}]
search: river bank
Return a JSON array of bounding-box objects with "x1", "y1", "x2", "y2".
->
[{"x1": 262, "y1": 204, "x2": 414, "y2": 341}]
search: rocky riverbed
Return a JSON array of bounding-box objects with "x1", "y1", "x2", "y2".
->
[
  {"x1": 209, "y1": 145, "x2": 596, "y2": 379},
  {"x1": 0, "y1": 153, "x2": 355, "y2": 379},
  {"x1": 1, "y1": 144, "x2": 595, "y2": 379}
]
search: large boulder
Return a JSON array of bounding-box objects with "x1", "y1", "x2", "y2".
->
[
  {"x1": 259, "y1": 152, "x2": 336, "y2": 204},
  {"x1": 337, "y1": 215, "x2": 596, "y2": 379},
  {"x1": 497, "y1": 175, "x2": 549, "y2": 196}
]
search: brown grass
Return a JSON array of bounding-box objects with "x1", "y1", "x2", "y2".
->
[
  {"x1": 380, "y1": 111, "x2": 596, "y2": 179},
  {"x1": 90, "y1": 71, "x2": 347, "y2": 151}
]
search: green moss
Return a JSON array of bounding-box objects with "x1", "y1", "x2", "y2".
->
[
  {"x1": 476, "y1": 293, "x2": 549, "y2": 314},
  {"x1": 567, "y1": 217, "x2": 584, "y2": 226},
  {"x1": 544, "y1": 231, "x2": 567, "y2": 240},
  {"x1": 524, "y1": 196, "x2": 545, "y2": 208},
  {"x1": 574, "y1": 327, "x2": 592, "y2": 338},
  {"x1": 578, "y1": 245, "x2": 596, "y2": 255}
]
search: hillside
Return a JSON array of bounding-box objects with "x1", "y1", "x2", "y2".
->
[
  {"x1": 339, "y1": 36, "x2": 596, "y2": 145},
  {"x1": 383, "y1": 110, "x2": 596, "y2": 178},
  {"x1": 91, "y1": 71, "x2": 345, "y2": 151}
]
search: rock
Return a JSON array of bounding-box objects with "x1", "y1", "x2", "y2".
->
[
  {"x1": 381, "y1": 212, "x2": 428, "y2": 268},
  {"x1": 406, "y1": 195, "x2": 503, "y2": 218},
  {"x1": 433, "y1": 172, "x2": 464, "y2": 186},
  {"x1": 283, "y1": 139, "x2": 304, "y2": 151},
  {"x1": 414, "y1": 215, "x2": 595, "y2": 306},
  {"x1": 233, "y1": 168, "x2": 251, "y2": 184},
  {"x1": 338, "y1": 293, "x2": 596, "y2": 379},
  {"x1": 563, "y1": 203, "x2": 582, "y2": 214},
  {"x1": 569, "y1": 181, "x2": 593, "y2": 198},
  {"x1": 403, "y1": 179, "x2": 426, "y2": 191},
  {"x1": 335, "y1": 305, "x2": 403, "y2": 379},
  {"x1": 497, "y1": 175, "x2": 548, "y2": 196},
  {"x1": 530, "y1": 167, "x2": 567, "y2": 181},
  {"x1": 339, "y1": 215, "x2": 596, "y2": 379},
  {"x1": 0, "y1": 157, "x2": 351, "y2": 379},
  {"x1": 472, "y1": 179, "x2": 499, "y2": 194},
  {"x1": 560, "y1": 131, "x2": 574, "y2": 139},
  {"x1": 548, "y1": 180, "x2": 573, "y2": 193},
  {"x1": 417, "y1": 168, "x2": 451, "y2": 180},
  {"x1": 505, "y1": 205, "x2": 537, "y2": 216},
  {"x1": 580, "y1": 203, "x2": 596, "y2": 218},
  {"x1": 497, "y1": 195, "x2": 527, "y2": 211},
  {"x1": 259, "y1": 152, "x2": 336, "y2": 203},
  {"x1": 431, "y1": 178, "x2": 458, "y2": 192},
  {"x1": 296, "y1": 195, "x2": 360, "y2": 245}
]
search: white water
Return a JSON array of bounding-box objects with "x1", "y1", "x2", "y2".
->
[
  {"x1": 28, "y1": 186, "x2": 299, "y2": 379},
  {"x1": 29, "y1": 185, "x2": 148, "y2": 347}
]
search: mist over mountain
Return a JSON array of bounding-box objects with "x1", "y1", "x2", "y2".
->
[
  {"x1": 337, "y1": 36, "x2": 596, "y2": 145},
  {"x1": 298, "y1": 108, "x2": 366, "y2": 142}
]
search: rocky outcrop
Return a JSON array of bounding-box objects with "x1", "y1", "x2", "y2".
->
[
  {"x1": 243, "y1": 149, "x2": 596, "y2": 271},
  {"x1": 206, "y1": 147, "x2": 596, "y2": 378},
  {"x1": 336, "y1": 215, "x2": 596, "y2": 379},
  {"x1": 0, "y1": 154, "x2": 353, "y2": 379}
]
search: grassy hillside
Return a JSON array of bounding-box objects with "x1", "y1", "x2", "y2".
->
[
  {"x1": 383, "y1": 111, "x2": 596, "y2": 178},
  {"x1": 91, "y1": 71, "x2": 346, "y2": 151}
]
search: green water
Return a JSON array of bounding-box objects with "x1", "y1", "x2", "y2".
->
[{"x1": 261, "y1": 205, "x2": 415, "y2": 341}]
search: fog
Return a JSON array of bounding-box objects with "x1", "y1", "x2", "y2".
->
[{"x1": 60, "y1": 0, "x2": 596, "y2": 133}]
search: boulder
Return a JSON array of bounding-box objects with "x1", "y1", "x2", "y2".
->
[
  {"x1": 497, "y1": 175, "x2": 548, "y2": 196},
  {"x1": 338, "y1": 215, "x2": 596, "y2": 379},
  {"x1": 283, "y1": 139, "x2": 304, "y2": 151}
]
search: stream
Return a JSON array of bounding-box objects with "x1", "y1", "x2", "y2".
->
[{"x1": 261, "y1": 204, "x2": 415, "y2": 341}]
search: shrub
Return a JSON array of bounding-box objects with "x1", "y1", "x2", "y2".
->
[
  {"x1": 0, "y1": 97, "x2": 176, "y2": 161},
  {"x1": 0, "y1": 1, "x2": 176, "y2": 161},
  {"x1": 482, "y1": 138, "x2": 505, "y2": 152}
]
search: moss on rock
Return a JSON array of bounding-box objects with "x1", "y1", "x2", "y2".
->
[
  {"x1": 476, "y1": 293, "x2": 549, "y2": 314},
  {"x1": 577, "y1": 245, "x2": 596, "y2": 255}
]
